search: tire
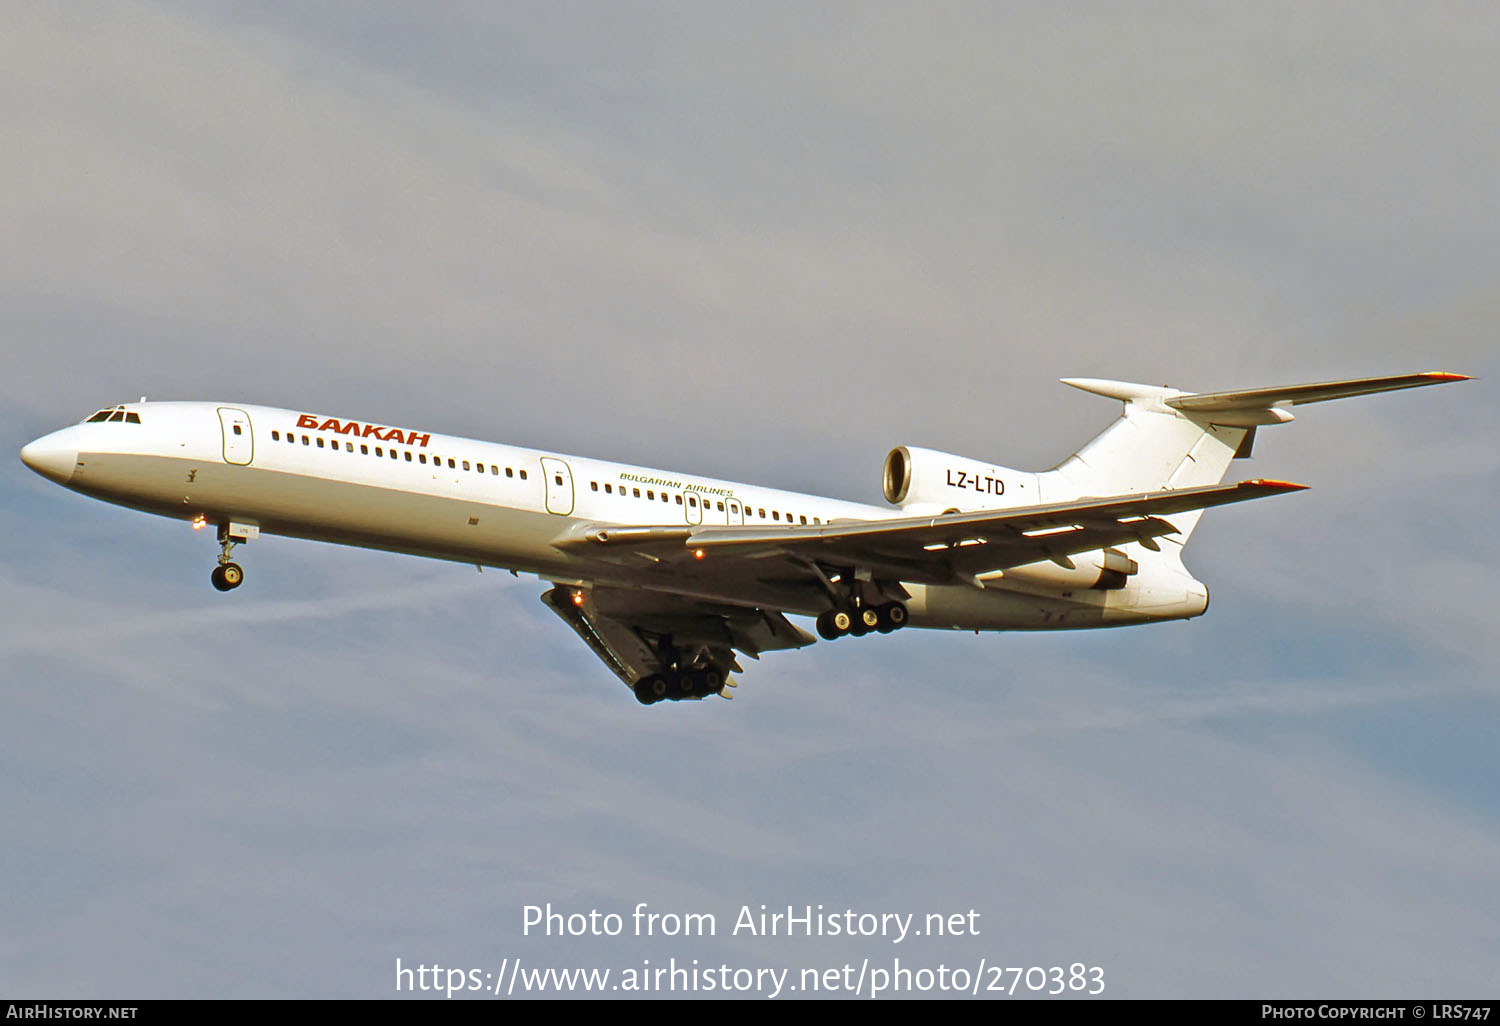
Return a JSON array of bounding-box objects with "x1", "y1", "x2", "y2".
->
[
  {"x1": 886, "y1": 602, "x2": 908, "y2": 628},
  {"x1": 635, "y1": 675, "x2": 668, "y2": 704},
  {"x1": 210, "y1": 566, "x2": 232, "y2": 592},
  {"x1": 220, "y1": 562, "x2": 244, "y2": 589}
]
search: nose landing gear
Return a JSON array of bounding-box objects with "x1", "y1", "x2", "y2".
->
[
  {"x1": 209, "y1": 522, "x2": 251, "y2": 591},
  {"x1": 211, "y1": 562, "x2": 244, "y2": 592}
]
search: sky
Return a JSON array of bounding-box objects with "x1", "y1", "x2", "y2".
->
[{"x1": 2, "y1": 1, "x2": 1497, "y2": 999}]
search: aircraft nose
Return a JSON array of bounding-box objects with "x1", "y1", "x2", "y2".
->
[{"x1": 20, "y1": 431, "x2": 79, "y2": 485}]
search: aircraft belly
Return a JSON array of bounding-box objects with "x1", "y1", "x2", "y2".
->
[
  {"x1": 67, "y1": 453, "x2": 582, "y2": 575},
  {"x1": 904, "y1": 582, "x2": 1114, "y2": 631}
]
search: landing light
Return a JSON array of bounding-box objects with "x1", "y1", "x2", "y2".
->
[
  {"x1": 572, "y1": 591, "x2": 585, "y2": 606},
  {"x1": 694, "y1": 548, "x2": 706, "y2": 560},
  {"x1": 192, "y1": 515, "x2": 207, "y2": 530}
]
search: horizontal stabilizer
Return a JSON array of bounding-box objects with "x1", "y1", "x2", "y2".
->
[{"x1": 1165, "y1": 372, "x2": 1471, "y2": 413}]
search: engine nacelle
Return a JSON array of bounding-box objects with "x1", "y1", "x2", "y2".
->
[
  {"x1": 981, "y1": 549, "x2": 1140, "y2": 593},
  {"x1": 882, "y1": 445, "x2": 1040, "y2": 512}
]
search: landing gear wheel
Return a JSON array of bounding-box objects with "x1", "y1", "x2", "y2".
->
[
  {"x1": 876, "y1": 601, "x2": 908, "y2": 633},
  {"x1": 210, "y1": 563, "x2": 243, "y2": 591},
  {"x1": 816, "y1": 611, "x2": 841, "y2": 640},
  {"x1": 635, "y1": 675, "x2": 669, "y2": 704},
  {"x1": 858, "y1": 606, "x2": 881, "y2": 631},
  {"x1": 701, "y1": 669, "x2": 724, "y2": 695},
  {"x1": 831, "y1": 609, "x2": 853, "y2": 634}
]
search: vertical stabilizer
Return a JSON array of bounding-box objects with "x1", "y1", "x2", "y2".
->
[{"x1": 1041, "y1": 371, "x2": 1470, "y2": 544}]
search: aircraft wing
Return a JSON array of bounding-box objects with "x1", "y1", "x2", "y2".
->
[
  {"x1": 558, "y1": 478, "x2": 1307, "y2": 587},
  {"x1": 540, "y1": 583, "x2": 815, "y2": 697}
]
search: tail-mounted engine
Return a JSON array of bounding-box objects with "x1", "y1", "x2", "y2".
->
[
  {"x1": 882, "y1": 445, "x2": 1039, "y2": 512},
  {"x1": 988, "y1": 548, "x2": 1139, "y2": 593}
]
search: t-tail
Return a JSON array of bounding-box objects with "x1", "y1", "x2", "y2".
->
[
  {"x1": 1042, "y1": 371, "x2": 1471, "y2": 542},
  {"x1": 880, "y1": 371, "x2": 1468, "y2": 622}
]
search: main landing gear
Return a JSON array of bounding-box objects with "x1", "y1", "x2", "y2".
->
[
  {"x1": 210, "y1": 524, "x2": 245, "y2": 592},
  {"x1": 633, "y1": 667, "x2": 726, "y2": 706},
  {"x1": 815, "y1": 600, "x2": 908, "y2": 640},
  {"x1": 632, "y1": 636, "x2": 732, "y2": 705}
]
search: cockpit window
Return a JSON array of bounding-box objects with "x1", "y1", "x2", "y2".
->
[{"x1": 84, "y1": 406, "x2": 142, "y2": 424}]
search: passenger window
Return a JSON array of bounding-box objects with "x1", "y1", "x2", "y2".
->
[
  {"x1": 800, "y1": 515, "x2": 807, "y2": 525},
  {"x1": 675, "y1": 494, "x2": 682, "y2": 504},
  {"x1": 302, "y1": 435, "x2": 310, "y2": 445},
  {"x1": 689, "y1": 496, "x2": 698, "y2": 507},
  {"x1": 717, "y1": 501, "x2": 724, "y2": 511},
  {"x1": 419, "y1": 454, "x2": 427, "y2": 464},
  {"x1": 404, "y1": 451, "x2": 412, "y2": 461},
  {"x1": 317, "y1": 438, "x2": 325, "y2": 448},
  {"x1": 647, "y1": 490, "x2": 654, "y2": 500},
  {"x1": 605, "y1": 484, "x2": 612, "y2": 494},
  {"x1": 346, "y1": 442, "x2": 353, "y2": 452},
  {"x1": 633, "y1": 488, "x2": 641, "y2": 498},
  {"x1": 463, "y1": 460, "x2": 470, "y2": 471},
  {"x1": 555, "y1": 474, "x2": 563, "y2": 485},
  {"x1": 758, "y1": 508, "x2": 766, "y2": 518},
  {"x1": 375, "y1": 447, "x2": 383, "y2": 456},
  {"x1": 591, "y1": 481, "x2": 598, "y2": 491},
  {"x1": 490, "y1": 466, "x2": 498, "y2": 475},
  {"x1": 448, "y1": 459, "x2": 456, "y2": 469},
  {"x1": 272, "y1": 430, "x2": 280, "y2": 441},
  {"x1": 773, "y1": 511, "x2": 780, "y2": 521},
  {"x1": 520, "y1": 470, "x2": 527, "y2": 480},
  {"x1": 360, "y1": 444, "x2": 368, "y2": 455}
]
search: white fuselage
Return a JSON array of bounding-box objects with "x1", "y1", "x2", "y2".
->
[{"x1": 19, "y1": 401, "x2": 1210, "y2": 629}]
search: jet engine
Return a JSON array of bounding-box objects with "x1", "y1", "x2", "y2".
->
[
  {"x1": 984, "y1": 549, "x2": 1139, "y2": 593},
  {"x1": 882, "y1": 445, "x2": 1039, "y2": 512}
]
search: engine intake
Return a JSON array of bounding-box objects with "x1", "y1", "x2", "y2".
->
[{"x1": 882, "y1": 445, "x2": 1038, "y2": 511}]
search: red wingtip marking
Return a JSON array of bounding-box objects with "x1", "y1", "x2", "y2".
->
[
  {"x1": 1422, "y1": 372, "x2": 1474, "y2": 381},
  {"x1": 1243, "y1": 478, "x2": 1309, "y2": 491}
]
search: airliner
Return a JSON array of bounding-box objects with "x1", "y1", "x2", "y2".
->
[{"x1": 19, "y1": 371, "x2": 1468, "y2": 704}]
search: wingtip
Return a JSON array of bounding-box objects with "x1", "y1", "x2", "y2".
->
[
  {"x1": 1420, "y1": 371, "x2": 1474, "y2": 382},
  {"x1": 1241, "y1": 478, "x2": 1310, "y2": 492}
]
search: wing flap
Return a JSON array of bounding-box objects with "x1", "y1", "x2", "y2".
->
[
  {"x1": 687, "y1": 479, "x2": 1304, "y2": 568},
  {"x1": 540, "y1": 585, "x2": 814, "y2": 692},
  {"x1": 560, "y1": 480, "x2": 1306, "y2": 584}
]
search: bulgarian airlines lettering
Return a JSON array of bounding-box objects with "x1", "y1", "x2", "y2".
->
[{"x1": 295, "y1": 414, "x2": 431, "y2": 448}]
